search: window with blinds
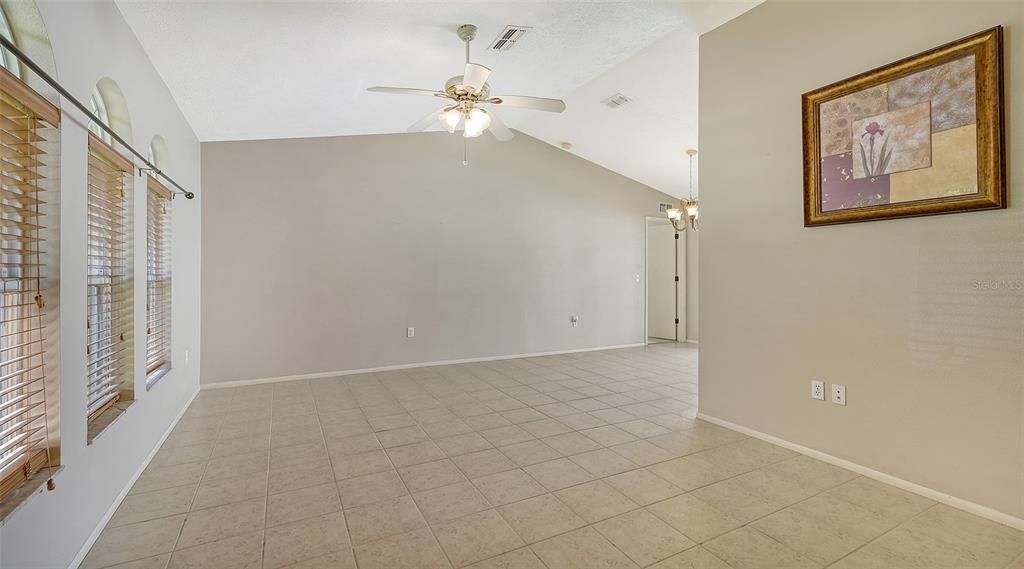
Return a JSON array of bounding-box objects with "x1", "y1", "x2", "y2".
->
[
  {"x1": 145, "y1": 176, "x2": 171, "y2": 386},
  {"x1": 0, "y1": 67, "x2": 59, "y2": 503},
  {"x1": 86, "y1": 133, "x2": 133, "y2": 436}
]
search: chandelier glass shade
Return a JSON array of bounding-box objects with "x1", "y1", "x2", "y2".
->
[{"x1": 669, "y1": 149, "x2": 699, "y2": 231}]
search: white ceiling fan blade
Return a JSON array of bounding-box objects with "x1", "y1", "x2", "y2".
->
[
  {"x1": 488, "y1": 112, "x2": 514, "y2": 142},
  {"x1": 368, "y1": 86, "x2": 443, "y2": 97},
  {"x1": 462, "y1": 63, "x2": 491, "y2": 92},
  {"x1": 486, "y1": 95, "x2": 566, "y2": 113},
  {"x1": 407, "y1": 107, "x2": 447, "y2": 133}
]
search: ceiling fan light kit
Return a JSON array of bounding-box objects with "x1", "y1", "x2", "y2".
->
[{"x1": 367, "y1": 22, "x2": 566, "y2": 156}]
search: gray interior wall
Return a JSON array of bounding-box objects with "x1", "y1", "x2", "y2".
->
[
  {"x1": 699, "y1": 0, "x2": 1023, "y2": 519},
  {"x1": 201, "y1": 132, "x2": 676, "y2": 384}
]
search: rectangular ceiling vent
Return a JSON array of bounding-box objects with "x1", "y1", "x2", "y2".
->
[
  {"x1": 489, "y1": 25, "x2": 532, "y2": 51},
  {"x1": 602, "y1": 93, "x2": 632, "y2": 109}
]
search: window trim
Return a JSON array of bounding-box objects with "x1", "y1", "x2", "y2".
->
[
  {"x1": 88, "y1": 87, "x2": 110, "y2": 144},
  {"x1": 145, "y1": 174, "x2": 171, "y2": 389},
  {"x1": 85, "y1": 132, "x2": 134, "y2": 442},
  {"x1": 0, "y1": 64, "x2": 60, "y2": 514}
]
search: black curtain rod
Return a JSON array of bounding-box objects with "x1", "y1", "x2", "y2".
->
[{"x1": 0, "y1": 35, "x2": 195, "y2": 199}]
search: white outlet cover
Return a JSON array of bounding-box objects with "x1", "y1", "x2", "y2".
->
[
  {"x1": 831, "y1": 384, "x2": 846, "y2": 406},
  {"x1": 811, "y1": 380, "x2": 825, "y2": 401},
  {"x1": 407, "y1": 327, "x2": 415, "y2": 338}
]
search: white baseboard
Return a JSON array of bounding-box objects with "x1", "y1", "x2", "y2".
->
[
  {"x1": 683, "y1": 339, "x2": 698, "y2": 345},
  {"x1": 68, "y1": 387, "x2": 201, "y2": 569},
  {"x1": 696, "y1": 413, "x2": 1024, "y2": 531},
  {"x1": 202, "y1": 343, "x2": 647, "y2": 390}
]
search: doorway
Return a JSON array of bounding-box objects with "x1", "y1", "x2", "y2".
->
[{"x1": 646, "y1": 217, "x2": 685, "y2": 344}]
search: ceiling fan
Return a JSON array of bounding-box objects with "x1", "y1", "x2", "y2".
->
[{"x1": 367, "y1": 24, "x2": 566, "y2": 142}]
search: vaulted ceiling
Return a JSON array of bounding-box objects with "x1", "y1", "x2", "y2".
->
[{"x1": 116, "y1": 1, "x2": 760, "y2": 198}]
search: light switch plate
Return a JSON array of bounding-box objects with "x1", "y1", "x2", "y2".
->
[
  {"x1": 831, "y1": 384, "x2": 846, "y2": 406},
  {"x1": 407, "y1": 327, "x2": 415, "y2": 338},
  {"x1": 811, "y1": 380, "x2": 825, "y2": 401}
]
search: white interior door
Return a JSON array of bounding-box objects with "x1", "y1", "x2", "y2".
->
[{"x1": 647, "y1": 219, "x2": 677, "y2": 340}]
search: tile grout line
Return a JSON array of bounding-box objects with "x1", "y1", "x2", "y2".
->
[
  {"x1": 821, "y1": 502, "x2": 940, "y2": 568},
  {"x1": 258, "y1": 388, "x2": 275, "y2": 569},
  {"x1": 446, "y1": 439, "x2": 848, "y2": 568},
  {"x1": 417, "y1": 388, "x2": 659, "y2": 568},
  {"x1": 352, "y1": 379, "x2": 696, "y2": 566},
  {"x1": 311, "y1": 382, "x2": 359, "y2": 569},
  {"x1": 376, "y1": 410, "x2": 461, "y2": 569},
  {"x1": 414, "y1": 387, "x2": 555, "y2": 569},
  {"x1": 159, "y1": 410, "x2": 219, "y2": 568},
  {"x1": 1002, "y1": 550, "x2": 1024, "y2": 569}
]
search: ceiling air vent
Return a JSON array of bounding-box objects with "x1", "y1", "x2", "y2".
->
[
  {"x1": 489, "y1": 25, "x2": 532, "y2": 51},
  {"x1": 659, "y1": 203, "x2": 674, "y2": 213},
  {"x1": 602, "y1": 93, "x2": 632, "y2": 109}
]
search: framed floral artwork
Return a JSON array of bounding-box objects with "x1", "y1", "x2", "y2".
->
[{"x1": 802, "y1": 27, "x2": 1005, "y2": 226}]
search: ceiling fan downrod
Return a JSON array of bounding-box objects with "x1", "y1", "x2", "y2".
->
[{"x1": 457, "y1": 24, "x2": 477, "y2": 64}]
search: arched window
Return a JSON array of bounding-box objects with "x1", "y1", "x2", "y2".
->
[
  {"x1": 0, "y1": 0, "x2": 57, "y2": 97},
  {"x1": 89, "y1": 86, "x2": 111, "y2": 143},
  {"x1": 88, "y1": 78, "x2": 132, "y2": 148},
  {"x1": 149, "y1": 134, "x2": 170, "y2": 172},
  {"x1": 0, "y1": 5, "x2": 18, "y2": 75}
]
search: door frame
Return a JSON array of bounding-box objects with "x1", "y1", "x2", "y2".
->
[{"x1": 644, "y1": 216, "x2": 687, "y2": 344}]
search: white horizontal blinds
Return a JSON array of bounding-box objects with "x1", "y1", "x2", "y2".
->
[
  {"x1": 86, "y1": 133, "x2": 133, "y2": 422},
  {"x1": 146, "y1": 176, "x2": 171, "y2": 377},
  {"x1": 0, "y1": 67, "x2": 59, "y2": 501}
]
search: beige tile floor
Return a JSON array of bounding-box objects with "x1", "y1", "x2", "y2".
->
[{"x1": 82, "y1": 344, "x2": 1024, "y2": 569}]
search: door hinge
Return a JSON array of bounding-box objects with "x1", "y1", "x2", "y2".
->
[
  {"x1": 674, "y1": 233, "x2": 679, "y2": 240},
  {"x1": 674, "y1": 276, "x2": 679, "y2": 282},
  {"x1": 674, "y1": 318, "x2": 680, "y2": 324}
]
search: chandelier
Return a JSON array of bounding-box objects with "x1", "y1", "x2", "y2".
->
[{"x1": 667, "y1": 148, "x2": 699, "y2": 231}]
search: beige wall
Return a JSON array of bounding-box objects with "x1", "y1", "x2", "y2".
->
[
  {"x1": 201, "y1": 132, "x2": 676, "y2": 384},
  {"x1": 699, "y1": 1, "x2": 1023, "y2": 519},
  {"x1": 685, "y1": 228, "x2": 699, "y2": 342}
]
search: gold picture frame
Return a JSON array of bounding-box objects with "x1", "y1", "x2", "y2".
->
[{"x1": 802, "y1": 27, "x2": 1005, "y2": 226}]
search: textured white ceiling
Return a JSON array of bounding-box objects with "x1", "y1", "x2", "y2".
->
[
  {"x1": 116, "y1": 1, "x2": 760, "y2": 196},
  {"x1": 517, "y1": 28, "x2": 702, "y2": 199}
]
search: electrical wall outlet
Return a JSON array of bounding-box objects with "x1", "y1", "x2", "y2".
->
[
  {"x1": 406, "y1": 327, "x2": 415, "y2": 338},
  {"x1": 811, "y1": 380, "x2": 825, "y2": 401},
  {"x1": 831, "y1": 384, "x2": 846, "y2": 406},
  {"x1": 571, "y1": 315, "x2": 579, "y2": 328}
]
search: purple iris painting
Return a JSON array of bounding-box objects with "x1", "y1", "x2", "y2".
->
[{"x1": 858, "y1": 121, "x2": 893, "y2": 178}]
